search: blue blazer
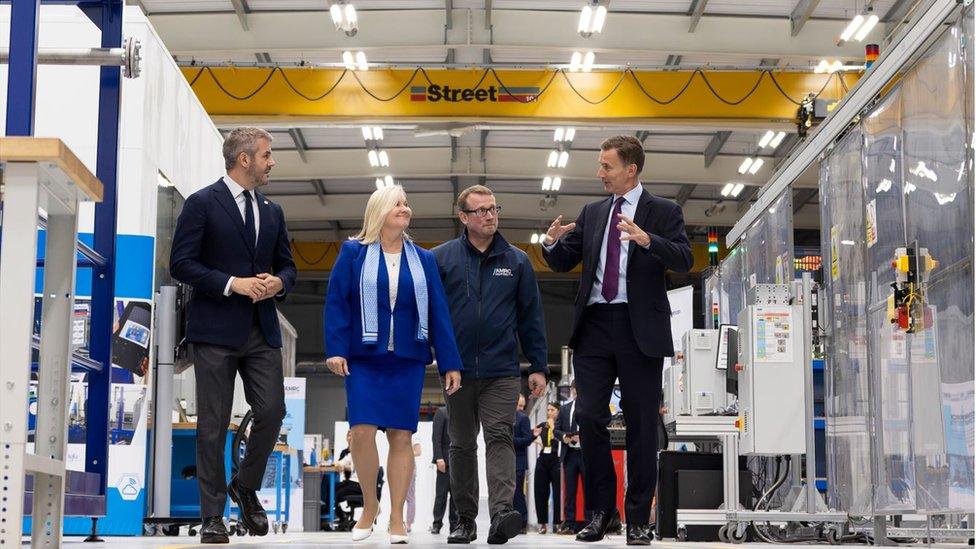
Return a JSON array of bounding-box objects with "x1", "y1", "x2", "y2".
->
[
  {"x1": 513, "y1": 411, "x2": 533, "y2": 472},
  {"x1": 170, "y1": 180, "x2": 296, "y2": 349},
  {"x1": 324, "y1": 240, "x2": 463, "y2": 375}
]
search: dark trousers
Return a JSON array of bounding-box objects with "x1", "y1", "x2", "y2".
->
[
  {"x1": 514, "y1": 469, "x2": 527, "y2": 526},
  {"x1": 534, "y1": 453, "x2": 561, "y2": 526},
  {"x1": 562, "y1": 450, "x2": 585, "y2": 523},
  {"x1": 447, "y1": 376, "x2": 520, "y2": 519},
  {"x1": 192, "y1": 326, "x2": 286, "y2": 517},
  {"x1": 432, "y1": 469, "x2": 458, "y2": 528},
  {"x1": 573, "y1": 304, "x2": 663, "y2": 525}
]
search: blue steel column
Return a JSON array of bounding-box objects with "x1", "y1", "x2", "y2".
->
[
  {"x1": 5, "y1": 0, "x2": 41, "y2": 136},
  {"x1": 84, "y1": 0, "x2": 123, "y2": 503}
]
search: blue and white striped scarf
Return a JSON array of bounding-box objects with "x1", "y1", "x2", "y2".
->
[{"x1": 360, "y1": 239, "x2": 428, "y2": 345}]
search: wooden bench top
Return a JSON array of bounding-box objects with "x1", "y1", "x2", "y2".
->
[{"x1": 0, "y1": 137, "x2": 103, "y2": 202}]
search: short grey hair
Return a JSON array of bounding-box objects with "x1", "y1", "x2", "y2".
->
[{"x1": 223, "y1": 127, "x2": 273, "y2": 170}]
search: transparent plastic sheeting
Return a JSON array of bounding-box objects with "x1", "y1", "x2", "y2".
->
[
  {"x1": 821, "y1": 9, "x2": 974, "y2": 516},
  {"x1": 740, "y1": 190, "x2": 796, "y2": 289},
  {"x1": 708, "y1": 190, "x2": 794, "y2": 329},
  {"x1": 703, "y1": 267, "x2": 719, "y2": 329},
  {"x1": 715, "y1": 246, "x2": 746, "y2": 328}
]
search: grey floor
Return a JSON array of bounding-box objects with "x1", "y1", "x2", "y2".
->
[{"x1": 55, "y1": 531, "x2": 973, "y2": 549}]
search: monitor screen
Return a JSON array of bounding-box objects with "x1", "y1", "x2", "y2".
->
[{"x1": 723, "y1": 327, "x2": 739, "y2": 396}]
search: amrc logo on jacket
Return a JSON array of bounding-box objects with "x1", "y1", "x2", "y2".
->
[{"x1": 410, "y1": 85, "x2": 539, "y2": 103}]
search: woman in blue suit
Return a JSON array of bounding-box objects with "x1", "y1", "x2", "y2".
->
[{"x1": 324, "y1": 185, "x2": 462, "y2": 544}]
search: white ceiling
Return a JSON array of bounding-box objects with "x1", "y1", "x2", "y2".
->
[{"x1": 138, "y1": 0, "x2": 917, "y2": 243}]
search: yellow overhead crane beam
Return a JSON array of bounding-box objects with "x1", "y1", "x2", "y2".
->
[{"x1": 183, "y1": 67, "x2": 859, "y2": 124}]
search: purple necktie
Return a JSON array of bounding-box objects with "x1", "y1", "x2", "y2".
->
[{"x1": 601, "y1": 196, "x2": 625, "y2": 302}]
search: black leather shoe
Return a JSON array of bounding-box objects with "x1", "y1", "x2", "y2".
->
[
  {"x1": 627, "y1": 523, "x2": 653, "y2": 545},
  {"x1": 430, "y1": 523, "x2": 442, "y2": 534},
  {"x1": 200, "y1": 516, "x2": 229, "y2": 544},
  {"x1": 448, "y1": 517, "x2": 477, "y2": 544},
  {"x1": 576, "y1": 509, "x2": 619, "y2": 542},
  {"x1": 608, "y1": 511, "x2": 623, "y2": 534},
  {"x1": 227, "y1": 475, "x2": 269, "y2": 536},
  {"x1": 487, "y1": 509, "x2": 523, "y2": 544}
]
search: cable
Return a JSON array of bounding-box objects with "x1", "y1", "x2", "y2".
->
[
  {"x1": 201, "y1": 66, "x2": 278, "y2": 101},
  {"x1": 557, "y1": 69, "x2": 630, "y2": 105},
  {"x1": 489, "y1": 67, "x2": 561, "y2": 104},
  {"x1": 290, "y1": 240, "x2": 337, "y2": 266},
  {"x1": 626, "y1": 69, "x2": 699, "y2": 105},
  {"x1": 278, "y1": 68, "x2": 349, "y2": 101},
  {"x1": 348, "y1": 67, "x2": 430, "y2": 102}
]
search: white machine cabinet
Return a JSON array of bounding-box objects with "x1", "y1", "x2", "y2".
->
[
  {"x1": 736, "y1": 302, "x2": 806, "y2": 456},
  {"x1": 679, "y1": 329, "x2": 727, "y2": 416}
]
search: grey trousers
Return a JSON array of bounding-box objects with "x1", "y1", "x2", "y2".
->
[
  {"x1": 446, "y1": 375, "x2": 520, "y2": 520},
  {"x1": 192, "y1": 326, "x2": 286, "y2": 517}
]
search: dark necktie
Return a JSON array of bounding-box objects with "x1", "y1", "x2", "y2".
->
[
  {"x1": 243, "y1": 190, "x2": 256, "y2": 248},
  {"x1": 601, "y1": 196, "x2": 625, "y2": 302}
]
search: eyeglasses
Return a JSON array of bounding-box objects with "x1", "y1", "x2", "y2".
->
[{"x1": 461, "y1": 205, "x2": 502, "y2": 217}]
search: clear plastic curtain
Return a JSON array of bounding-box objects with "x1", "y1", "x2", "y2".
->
[
  {"x1": 821, "y1": 7, "x2": 974, "y2": 516},
  {"x1": 820, "y1": 126, "x2": 873, "y2": 514}
]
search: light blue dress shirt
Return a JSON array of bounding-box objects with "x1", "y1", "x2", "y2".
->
[{"x1": 587, "y1": 183, "x2": 645, "y2": 306}]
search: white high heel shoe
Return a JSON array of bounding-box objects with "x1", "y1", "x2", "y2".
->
[
  {"x1": 389, "y1": 522, "x2": 409, "y2": 544},
  {"x1": 351, "y1": 526, "x2": 374, "y2": 541}
]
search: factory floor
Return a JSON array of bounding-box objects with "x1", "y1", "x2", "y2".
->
[{"x1": 57, "y1": 531, "x2": 972, "y2": 548}]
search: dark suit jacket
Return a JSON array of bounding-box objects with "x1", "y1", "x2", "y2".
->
[
  {"x1": 554, "y1": 401, "x2": 581, "y2": 461},
  {"x1": 542, "y1": 188, "x2": 693, "y2": 357},
  {"x1": 513, "y1": 411, "x2": 533, "y2": 472},
  {"x1": 170, "y1": 179, "x2": 297, "y2": 349},
  {"x1": 431, "y1": 407, "x2": 451, "y2": 465}
]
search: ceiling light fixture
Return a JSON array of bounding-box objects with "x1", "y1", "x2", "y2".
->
[
  {"x1": 738, "y1": 158, "x2": 754, "y2": 175},
  {"x1": 578, "y1": 3, "x2": 608, "y2": 37},
  {"x1": 330, "y1": 2, "x2": 359, "y2": 37},
  {"x1": 839, "y1": 12, "x2": 879, "y2": 44},
  {"x1": 748, "y1": 157, "x2": 764, "y2": 175}
]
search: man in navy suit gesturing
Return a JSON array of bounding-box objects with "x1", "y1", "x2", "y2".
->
[
  {"x1": 542, "y1": 135, "x2": 693, "y2": 546},
  {"x1": 170, "y1": 127, "x2": 297, "y2": 544}
]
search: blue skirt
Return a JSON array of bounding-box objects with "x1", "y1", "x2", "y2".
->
[{"x1": 345, "y1": 352, "x2": 427, "y2": 432}]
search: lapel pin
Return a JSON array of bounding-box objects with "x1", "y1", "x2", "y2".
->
[{"x1": 264, "y1": 200, "x2": 269, "y2": 205}]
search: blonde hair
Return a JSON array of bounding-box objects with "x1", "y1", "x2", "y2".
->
[{"x1": 353, "y1": 184, "x2": 411, "y2": 244}]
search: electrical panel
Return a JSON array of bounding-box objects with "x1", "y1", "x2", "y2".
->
[
  {"x1": 679, "y1": 329, "x2": 727, "y2": 416},
  {"x1": 736, "y1": 303, "x2": 806, "y2": 456}
]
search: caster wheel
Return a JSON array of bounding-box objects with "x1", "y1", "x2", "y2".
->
[
  {"x1": 164, "y1": 524, "x2": 180, "y2": 536},
  {"x1": 730, "y1": 525, "x2": 746, "y2": 544},
  {"x1": 237, "y1": 524, "x2": 248, "y2": 536},
  {"x1": 677, "y1": 526, "x2": 688, "y2": 542},
  {"x1": 827, "y1": 528, "x2": 842, "y2": 545},
  {"x1": 188, "y1": 528, "x2": 197, "y2": 537},
  {"x1": 718, "y1": 524, "x2": 729, "y2": 543},
  {"x1": 143, "y1": 524, "x2": 158, "y2": 536},
  {"x1": 282, "y1": 523, "x2": 288, "y2": 533},
  {"x1": 272, "y1": 522, "x2": 279, "y2": 534}
]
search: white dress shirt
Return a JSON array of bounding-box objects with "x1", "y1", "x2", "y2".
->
[
  {"x1": 384, "y1": 251, "x2": 401, "y2": 351},
  {"x1": 222, "y1": 175, "x2": 261, "y2": 296},
  {"x1": 587, "y1": 183, "x2": 645, "y2": 306}
]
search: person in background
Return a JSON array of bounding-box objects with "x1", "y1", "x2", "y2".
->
[
  {"x1": 324, "y1": 185, "x2": 463, "y2": 544},
  {"x1": 512, "y1": 394, "x2": 533, "y2": 534},
  {"x1": 429, "y1": 405, "x2": 457, "y2": 534},
  {"x1": 533, "y1": 402, "x2": 562, "y2": 534},
  {"x1": 405, "y1": 438, "x2": 422, "y2": 533},
  {"x1": 554, "y1": 382, "x2": 586, "y2": 534},
  {"x1": 333, "y1": 431, "x2": 363, "y2": 527}
]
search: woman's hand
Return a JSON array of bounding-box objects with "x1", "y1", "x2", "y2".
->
[
  {"x1": 443, "y1": 370, "x2": 461, "y2": 395},
  {"x1": 326, "y1": 356, "x2": 349, "y2": 376}
]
